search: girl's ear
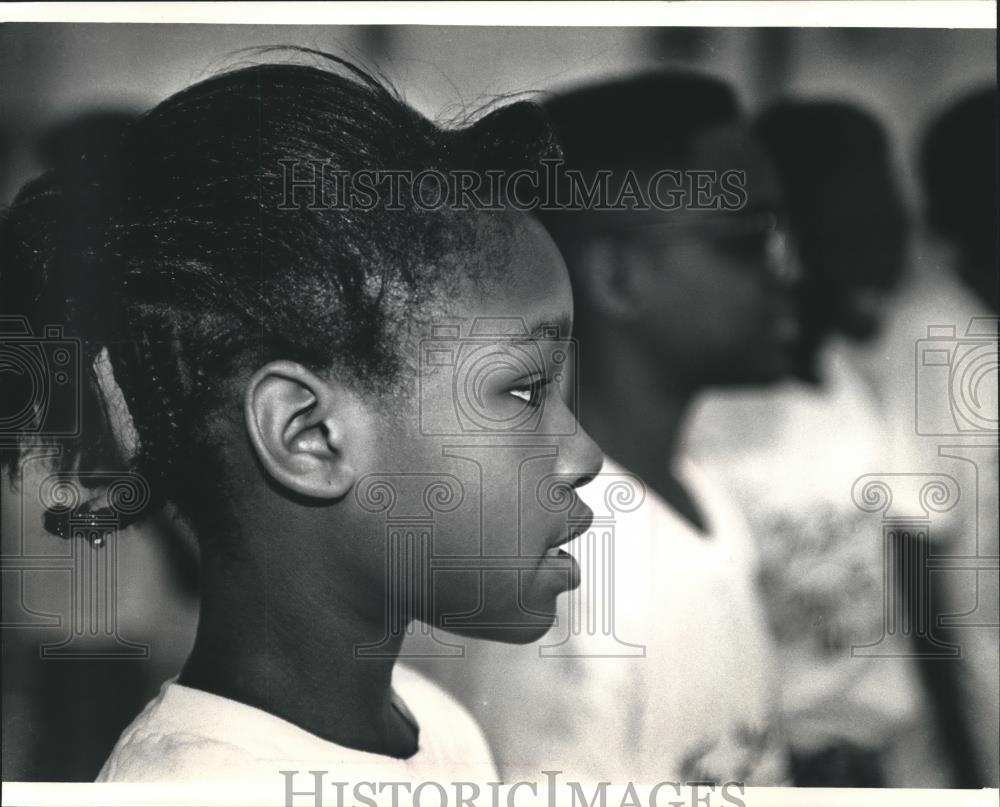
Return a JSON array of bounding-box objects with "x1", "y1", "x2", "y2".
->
[
  {"x1": 244, "y1": 361, "x2": 359, "y2": 500},
  {"x1": 576, "y1": 238, "x2": 642, "y2": 321}
]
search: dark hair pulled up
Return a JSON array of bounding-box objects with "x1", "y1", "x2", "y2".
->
[{"x1": 0, "y1": 49, "x2": 560, "y2": 538}]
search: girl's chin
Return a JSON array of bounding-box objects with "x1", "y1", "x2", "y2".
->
[
  {"x1": 457, "y1": 621, "x2": 557, "y2": 646},
  {"x1": 434, "y1": 603, "x2": 561, "y2": 645}
]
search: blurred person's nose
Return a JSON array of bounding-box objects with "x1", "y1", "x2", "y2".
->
[{"x1": 767, "y1": 226, "x2": 801, "y2": 287}]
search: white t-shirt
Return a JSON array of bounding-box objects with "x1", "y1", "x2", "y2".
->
[
  {"x1": 841, "y1": 264, "x2": 998, "y2": 785},
  {"x1": 96, "y1": 664, "x2": 498, "y2": 783},
  {"x1": 405, "y1": 457, "x2": 788, "y2": 785},
  {"x1": 684, "y1": 341, "x2": 932, "y2": 755}
]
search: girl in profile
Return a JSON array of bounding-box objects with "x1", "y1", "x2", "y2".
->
[{"x1": 0, "y1": 51, "x2": 601, "y2": 782}]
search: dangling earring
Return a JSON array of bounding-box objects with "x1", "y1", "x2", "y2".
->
[{"x1": 44, "y1": 503, "x2": 115, "y2": 547}]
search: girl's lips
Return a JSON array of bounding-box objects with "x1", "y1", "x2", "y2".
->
[
  {"x1": 535, "y1": 498, "x2": 591, "y2": 591},
  {"x1": 548, "y1": 504, "x2": 595, "y2": 551},
  {"x1": 542, "y1": 546, "x2": 581, "y2": 590}
]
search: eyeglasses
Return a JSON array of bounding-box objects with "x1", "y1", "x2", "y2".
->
[{"x1": 607, "y1": 209, "x2": 798, "y2": 283}]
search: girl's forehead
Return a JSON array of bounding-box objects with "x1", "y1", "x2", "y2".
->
[
  {"x1": 419, "y1": 214, "x2": 572, "y2": 345},
  {"x1": 466, "y1": 214, "x2": 571, "y2": 311}
]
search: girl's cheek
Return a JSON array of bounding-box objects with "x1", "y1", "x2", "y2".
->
[{"x1": 548, "y1": 399, "x2": 578, "y2": 436}]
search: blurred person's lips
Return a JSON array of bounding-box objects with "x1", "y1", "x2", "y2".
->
[
  {"x1": 770, "y1": 298, "x2": 800, "y2": 343},
  {"x1": 774, "y1": 312, "x2": 800, "y2": 342},
  {"x1": 852, "y1": 288, "x2": 886, "y2": 319}
]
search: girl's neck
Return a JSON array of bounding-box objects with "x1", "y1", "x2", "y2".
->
[{"x1": 178, "y1": 566, "x2": 417, "y2": 758}]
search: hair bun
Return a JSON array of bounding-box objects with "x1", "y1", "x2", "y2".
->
[
  {"x1": 455, "y1": 99, "x2": 562, "y2": 174},
  {"x1": 1, "y1": 111, "x2": 137, "y2": 513},
  {"x1": 39, "y1": 109, "x2": 134, "y2": 180}
]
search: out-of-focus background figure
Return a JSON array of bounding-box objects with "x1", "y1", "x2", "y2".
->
[
  {"x1": 686, "y1": 101, "x2": 927, "y2": 786},
  {"x1": 754, "y1": 102, "x2": 909, "y2": 386},
  {"x1": 917, "y1": 86, "x2": 999, "y2": 787},
  {"x1": 686, "y1": 92, "x2": 998, "y2": 786},
  {"x1": 921, "y1": 88, "x2": 998, "y2": 314},
  {"x1": 2, "y1": 25, "x2": 995, "y2": 786},
  {"x1": 1, "y1": 109, "x2": 201, "y2": 780}
]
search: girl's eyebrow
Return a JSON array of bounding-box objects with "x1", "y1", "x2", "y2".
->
[
  {"x1": 527, "y1": 315, "x2": 571, "y2": 339},
  {"x1": 497, "y1": 315, "x2": 572, "y2": 348}
]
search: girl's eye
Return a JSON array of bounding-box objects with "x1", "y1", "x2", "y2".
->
[{"x1": 510, "y1": 378, "x2": 546, "y2": 406}]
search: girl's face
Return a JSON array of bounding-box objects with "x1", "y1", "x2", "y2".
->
[{"x1": 352, "y1": 214, "x2": 603, "y2": 645}]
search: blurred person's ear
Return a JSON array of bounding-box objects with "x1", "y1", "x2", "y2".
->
[
  {"x1": 575, "y1": 238, "x2": 642, "y2": 321},
  {"x1": 244, "y1": 361, "x2": 360, "y2": 500}
]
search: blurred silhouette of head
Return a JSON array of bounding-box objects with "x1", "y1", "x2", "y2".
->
[
  {"x1": 540, "y1": 70, "x2": 797, "y2": 393},
  {"x1": 755, "y1": 100, "x2": 907, "y2": 383},
  {"x1": 1, "y1": 110, "x2": 141, "y2": 473},
  {"x1": 37, "y1": 109, "x2": 138, "y2": 173},
  {"x1": 0, "y1": 124, "x2": 11, "y2": 197},
  {"x1": 920, "y1": 87, "x2": 998, "y2": 312}
]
